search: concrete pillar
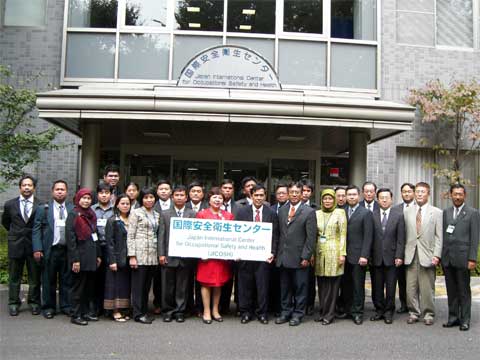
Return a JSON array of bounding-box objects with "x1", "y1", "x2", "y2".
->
[
  {"x1": 349, "y1": 130, "x2": 369, "y2": 187},
  {"x1": 80, "y1": 121, "x2": 101, "y2": 190}
]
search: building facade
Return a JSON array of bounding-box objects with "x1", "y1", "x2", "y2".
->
[{"x1": 0, "y1": 0, "x2": 479, "y2": 206}]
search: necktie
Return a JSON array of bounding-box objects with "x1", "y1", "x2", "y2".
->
[
  {"x1": 255, "y1": 209, "x2": 260, "y2": 222},
  {"x1": 22, "y1": 199, "x2": 30, "y2": 222},
  {"x1": 416, "y1": 207, "x2": 422, "y2": 235},
  {"x1": 348, "y1": 207, "x2": 353, "y2": 219},
  {"x1": 454, "y1": 207, "x2": 459, "y2": 219},
  {"x1": 405, "y1": 203, "x2": 409, "y2": 208},
  {"x1": 381, "y1": 211, "x2": 387, "y2": 231},
  {"x1": 224, "y1": 203, "x2": 229, "y2": 212},
  {"x1": 59, "y1": 204, "x2": 66, "y2": 245},
  {"x1": 288, "y1": 206, "x2": 296, "y2": 223},
  {"x1": 367, "y1": 203, "x2": 372, "y2": 211},
  {"x1": 177, "y1": 210, "x2": 182, "y2": 217}
]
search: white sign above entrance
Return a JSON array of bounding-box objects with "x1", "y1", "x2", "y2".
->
[{"x1": 177, "y1": 45, "x2": 281, "y2": 90}]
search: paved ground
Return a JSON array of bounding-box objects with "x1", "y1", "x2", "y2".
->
[{"x1": 1, "y1": 277, "x2": 479, "y2": 360}]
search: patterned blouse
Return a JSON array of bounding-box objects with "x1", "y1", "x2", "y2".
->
[
  {"x1": 314, "y1": 208, "x2": 347, "y2": 277},
  {"x1": 127, "y1": 207, "x2": 162, "y2": 266}
]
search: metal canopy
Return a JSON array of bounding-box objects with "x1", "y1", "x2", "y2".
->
[{"x1": 36, "y1": 85, "x2": 415, "y2": 142}]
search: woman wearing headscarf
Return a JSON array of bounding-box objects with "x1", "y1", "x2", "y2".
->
[
  {"x1": 314, "y1": 188, "x2": 347, "y2": 325},
  {"x1": 66, "y1": 188, "x2": 102, "y2": 326}
]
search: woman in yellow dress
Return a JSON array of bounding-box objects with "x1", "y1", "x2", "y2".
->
[{"x1": 314, "y1": 188, "x2": 347, "y2": 325}]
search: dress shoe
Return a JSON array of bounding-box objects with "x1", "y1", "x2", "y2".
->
[
  {"x1": 275, "y1": 316, "x2": 289, "y2": 324},
  {"x1": 83, "y1": 314, "x2": 99, "y2": 322},
  {"x1": 241, "y1": 315, "x2": 251, "y2": 324},
  {"x1": 424, "y1": 318, "x2": 434, "y2": 326},
  {"x1": 31, "y1": 305, "x2": 41, "y2": 315},
  {"x1": 163, "y1": 315, "x2": 172, "y2": 322},
  {"x1": 212, "y1": 316, "x2": 223, "y2": 322},
  {"x1": 443, "y1": 320, "x2": 460, "y2": 328},
  {"x1": 306, "y1": 306, "x2": 314, "y2": 316},
  {"x1": 9, "y1": 306, "x2": 19, "y2": 316},
  {"x1": 407, "y1": 317, "x2": 418, "y2": 324},
  {"x1": 135, "y1": 315, "x2": 153, "y2": 324},
  {"x1": 335, "y1": 312, "x2": 347, "y2": 319},
  {"x1": 459, "y1": 323, "x2": 470, "y2": 331},
  {"x1": 289, "y1": 317, "x2": 301, "y2": 326},
  {"x1": 353, "y1": 316, "x2": 363, "y2": 325},
  {"x1": 396, "y1": 306, "x2": 408, "y2": 314},
  {"x1": 71, "y1": 316, "x2": 88, "y2": 326},
  {"x1": 314, "y1": 315, "x2": 323, "y2": 322},
  {"x1": 322, "y1": 319, "x2": 333, "y2": 325},
  {"x1": 202, "y1": 317, "x2": 212, "y2": 324},
  {"x1": 384, "y1": 317, "x2": 393, "y2": 324},
  {"x1": 176, "y1": 314, "x2": 185, "y2": 323},
  {"x1": 258, "y1": 316, "x2": 269, "y2": 324},
  {"x1": 370, "y1": 314, "x2": 384, "y2": 321},
  {"x1": 43, "y1": 311, "x2": 54, "y2": 319}
]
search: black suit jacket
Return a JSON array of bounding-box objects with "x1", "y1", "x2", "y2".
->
[
  {"x1": 270, "y1": 201, "x2": 289, "y2": 215},
  {"x1": 346, "y1": 205, "x2": 373, "y2": 265},
  {"x1": 153, "y1": 200, "x2": 174, "y2": 213},
  {"x1": 185, "y1": 200, "x2": 208, "y2": 213},
  {"x1": 158, "y1": 207, "x2": 196, "y2": 267},
  {"x1": 2, "y1": 196, "x2": 42, "y2": 258},
  {"x1": 105, "y1": 216, "x2": 128, "y2": 268},
  {"x1": 442, "y1": 205, "x2": 480, "y2": 268},
  {"x1": 235, "y1": 205, "x2": 280, "y2": 257},
  {"x1": 276, "y1": 203, "x2": 317, "y2": 269},
  {"x1": 359, "y1": 200, "x2": 379, "y2": 212},
  {"x1": 371, "y1": 207, "x2": 405, "y2": 266}
]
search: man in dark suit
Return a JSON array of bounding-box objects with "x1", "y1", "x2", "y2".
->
[
  {"x1": 393, "y1": 182, "x2": 416, "y2": 314},
  {"x1": 158, "y1": 185, "x2": 196, "y2": 323},
  {"x1": 152, "y1": 179, "x2": 173, "y2": 314},
  {"x1": 442, "y1": 184, "x2": 479, "y2": 331},
  {"x1": 343, "y1": 185, "x2": 373, "y2": 325},
  {"x1": 370, "y1": 188, "x2": 405, "y2": 324},
  {"x1": 185, "y1": 181, "x2": 208, "y2": 213},
  {"x1": 32, "y1": 180, "x2": 74, "y2": 318},
  {"x1": 235, "y1": 176, "x2": 257, "y2": 208},
  {"x1": 2, "y1": 175, "x2": 42, "y2": 316},
  {"x1": 360, "y1": 181, "x2": 379, "y2": 212},
  {"x1": 275, "y1": 181, "x2": 317, "y2": 326},
  {"x1": 236, "y1": 184, "x2": 279, "y2": 324},
  {"x1": 335, "y1": 186, "x2": 347, "y2": 210},
  {"x1": 221, "y1": 179, "x2": 238, "y2": 217},
  {"x1": 271, "y1": 183, "x2": 289, "y2": 215}
]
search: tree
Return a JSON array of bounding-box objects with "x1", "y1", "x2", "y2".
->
[
  {"x1": 0, "y1": 65, "x2": 61, "y2": 192},
  {"x1": 408, "y1": 79, "x2": 480, "y2": 190}
]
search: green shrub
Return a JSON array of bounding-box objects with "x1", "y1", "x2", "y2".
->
[{"x1": 0, "y1": 225, "x2": 8, "y2": 284}]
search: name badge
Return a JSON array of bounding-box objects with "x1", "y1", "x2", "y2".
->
[
  {"x1": 320, "y1": 235, "x2": 327, "y2": 243},
  {"x1": 57, "y1": 219, "x2": 66, "y2": 227},
  {"x1": 92, "y1": 233, "x2": 98, "y2": 242},
  {"x1": 97, "y1": 218, "x2": 107, "y2": 227},
  {"x1": 446, "y1": 225, "x2": 455, "y2": 234}
]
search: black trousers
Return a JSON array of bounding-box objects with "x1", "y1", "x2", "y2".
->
[
  {"x1": 71, "y1": 271, "x2": 95, "y2": 317},
  {"x1": 131, "y1": 265, "x2": 155, "y2": 319},
  {"x1": 396, "y1": 265, "x2": 407, "y2": 308},
  {"x1": 93, "y1": 248, "x2": 107, "y2": 314},
  {"x1": 279, "y1": 266, "x2": 309, "y2": 319},
  {"x1": 152, "y1": 265, "x2": 162, "y2": 309},
  {"x1": 443, "y1": 265, "x2": 472, "y2": 325},
  {"x1": 317, "y1": 276, "x2": 341, "y2": 322},
  {"x1": 372, "y1": 264, "x2": 397, "y2": 317},
  {"x1": 220, "y1": 263, "x2": 237, "y2": 313},
  {"x1": 161, "y1": 265, "x2": 192, "y2": 316},
  {"x1": 8, "y1": 255, "x2": 41, "y2": 307},
  {"x1": 41, "y1": 245, "x2": 71, "y2": 313},
  {"x1": 238, "y1": 261, "x2": 270, "y2": 317},
  {"x1": 335, "y1": 274, "x2": 347, "y2": 314},
  {"x1": 343, "y1": 262, "x2": 367, "y2": 317},
  {"x1": 307, "y1": 265, "x2": 316, "y2": 310},
  {"x1": 268, "y1": 266, "x2": 282, "y2": 315}
]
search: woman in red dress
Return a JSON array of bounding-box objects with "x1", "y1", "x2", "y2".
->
[{"x1": 196, "y1": 187, "x2": 234, "y2": 324}]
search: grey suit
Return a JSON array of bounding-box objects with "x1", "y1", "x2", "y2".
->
[
  {"x1": 442, "y1": 205, "x2": 479, "y2": 326},
  {"x1": 158, "y1": 207, "x2": 196, "y2": 317},
  {"x1": 276, "y1": 203, "x2": 317, "y2": 319},
  {"x1": 404, "y1": 203, "x2": 443, "y2": 321},
  {"x1": 371, "y1": 206, "x2": 405, "y2": 317}
]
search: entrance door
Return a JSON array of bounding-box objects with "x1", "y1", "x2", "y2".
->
[{"x1": 224, "y1": 160, "x2": 268, "y2": 200}]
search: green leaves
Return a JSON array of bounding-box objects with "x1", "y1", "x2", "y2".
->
[{"x1": 0, "y1": 65, "x2": 60, "y2": 192}]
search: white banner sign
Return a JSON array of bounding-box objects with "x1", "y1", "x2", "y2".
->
[{"x1": 168, "y1": 217, "x2": 272, "y2": 261}]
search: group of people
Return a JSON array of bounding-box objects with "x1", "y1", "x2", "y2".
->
[{"x1": 1, "y1": 165, "x2": 478, "y2": 332}]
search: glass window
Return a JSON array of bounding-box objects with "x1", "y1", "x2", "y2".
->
[
  {"x1": 65, "y1": 33, "x2": 116, "y2": 78},
  {"x1": 68, "y1": 0, "x2": 117, "y2": 28},
  {"x1": 283, "y1": 0, "x2": 323, "y2": 34},
  {"x1": 396, "y1": 0, "x2": 434, "y2": 12},
  {"x1": 126, "y1": 155, "x2": 171, "y2": 187},
  {"x1": 119, "y1": 34, "x2": 170, "y2": 80},
  {"x1": 226, "y1": 37, "x2": 275, "y2": 65},
  {"x1": 396, "y1": 11, "x2": 434, "y2": 46},
  {"x1": 227, "y1": 0, "x2": 275, "y2": 34},
  {"x1": 278, "y1": 40, "x2": 326, "y2": 86},
  {"x1": 331, "y1": 0, "x2": 376, "y2": 40},
  {"x1": 4, "y1": 0, "x2": 46, "y2": 27},
  {"x1": 436, "y1": 0, "x2": 473, "y2": 48},
  {"x1": 330, "y1": 43, "x2": 376, "y2": 89},
  {"x1": 173, "y1": 160, "x2": 218, "y2": 189},
  {"x1": 174, "y1": 0, "x2": 223, "y2": 31},
  {"x1": 173, "y1": 35, "x2": 222, "y2": 79},
  {"x1": 321, "y1": 157, "x2": 348, "y2": 185},
  {"x1": 224, "y1": 161, "x2": 268, "y2": 200},
  {"x1": 125, "y1": 0, "x2": 168, "y2": 27}
]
